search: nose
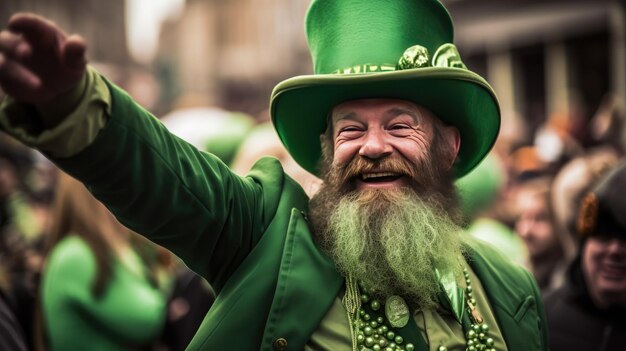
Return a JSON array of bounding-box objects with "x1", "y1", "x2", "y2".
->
[
  {"x1": 516, "y1": 218, "x2": 534, "y2": 241},
  {"x1": 358, "y1": 129, "x2": 392, "y2": 160},
  {"x1": 606, "y1": 238, "x2": 626, "y2": 255}
]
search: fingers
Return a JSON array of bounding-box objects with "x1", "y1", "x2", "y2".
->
[
  {"x1": 0, "y1": 53, "x2": 42, "y2": 98},
  {"x1": 0, "y1": 13, "x2": 87, "y2": 103},
  {"x1": 7, "y1": 13, "x2": 58, "y2": 45},
  {"x1": 62, "y1": 35, "x2": 87, "y2": 71},
  {"x1": 0, "y1": 31, "x2": 31, "y2": 60}
]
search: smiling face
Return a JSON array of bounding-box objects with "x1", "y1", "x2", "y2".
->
[
  {"x1": 582, "y1": 235, "x2": 626, "y2": 308},
  {"x1": 327, "y1": 99, "x2": 460, "y2": 192},
  {"x1": 308, "y1": 99, "x2": 465, "y2": 308}
]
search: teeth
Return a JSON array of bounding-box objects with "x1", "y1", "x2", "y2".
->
[{"x1": 362, "y1": 172, "x2": 400, "y2": 180}]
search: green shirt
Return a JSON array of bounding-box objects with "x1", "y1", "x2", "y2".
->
[
  {"x1": 306, "y1": 263, "x2": 509, "y2": 351},
  {"x1": 41, "y1": 236, "x2": 167, "y2": 351}
]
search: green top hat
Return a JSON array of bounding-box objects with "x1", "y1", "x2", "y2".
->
[{"x1": 270, "y1": 0, "x2": 500, "y2": 178}]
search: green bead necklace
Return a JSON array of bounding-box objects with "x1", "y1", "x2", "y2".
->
[
  {"x1": 461, "y1": 268, "x2": 496, "y2": 351},
  {"x1": 354, "y1": 284, "x2": 415, "y2": 351},
  {"x1": 347, "y1": 268, "x2": 497, "y2": 351}
]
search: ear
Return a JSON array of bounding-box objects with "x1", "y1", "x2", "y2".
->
[{"x1": 441, "y1": 126, "x2": 461, "y2": 170}]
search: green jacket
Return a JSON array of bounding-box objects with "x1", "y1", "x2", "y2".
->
[{"x1": 51, "y1": 82, "x2": 547, "y2": 351}]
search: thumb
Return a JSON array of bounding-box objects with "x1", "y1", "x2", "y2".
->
[{"x1": 61, "y1": 35, "x2": 87, "y2": 71}]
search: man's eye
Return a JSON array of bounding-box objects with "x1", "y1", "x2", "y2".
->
[
  {"x1": 390, "y1": 124, "x2": 411, "y2": 130},
  {"x1": 340, "y1": 127, "x2": 361, "y2": 133}
]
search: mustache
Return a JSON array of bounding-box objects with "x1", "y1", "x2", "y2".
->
[{"x1": 333, "y1": 156, "x2": 420, "y2": 188}]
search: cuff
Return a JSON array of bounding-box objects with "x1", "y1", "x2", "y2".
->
[{"x1": 0, "y1": 66, "x2": 111, "y2": 158}]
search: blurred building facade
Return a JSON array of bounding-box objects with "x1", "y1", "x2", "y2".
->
[
  {"x1": 444, "y1": 0, "x2": 626, "y2": 147},
  {"x1": 157, "y1": 0, "x2": 311, "y2": 116}
]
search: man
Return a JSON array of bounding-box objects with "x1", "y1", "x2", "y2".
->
[
  {"x1": 544, "y1": 161, "x2": 626, "y2": 351},
  {"x1": 0, "y1": 1, "x2": 547, "y2": 350},
  {"x1": 513, "y1": 177, "x2": 566, "y2": 292}
]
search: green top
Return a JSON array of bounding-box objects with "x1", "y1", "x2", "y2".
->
[
  {"x1": 306, "y1": 263, "x2": 508, "y2": 351},
  {"x1": 41, "y1": 236, "x2": 167, "y2": 351}
]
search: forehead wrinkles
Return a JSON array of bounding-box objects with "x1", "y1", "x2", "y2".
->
[{"x1": 331, "y1": 102, "x2": 425, "y2": 123}]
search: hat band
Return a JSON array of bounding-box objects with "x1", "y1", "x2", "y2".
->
[
  {"x1": 333, "y1": 64, "x2": 397, "y2": 75},
  {"x1": 332, "y1": 43, "x2": 466, "y2": 76}
]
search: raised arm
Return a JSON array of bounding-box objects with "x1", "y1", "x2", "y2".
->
[{"x1": 0, "y1": 14, "x2": 278, "y2": 290}]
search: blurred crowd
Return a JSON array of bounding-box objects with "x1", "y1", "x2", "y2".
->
[{"x1": 0, "y1": 80, "x2": 625, "y2": 350}]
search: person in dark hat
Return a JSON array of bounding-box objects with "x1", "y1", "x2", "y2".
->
[
  {"x1": 544, "y1": 161, "x2": 626, "y2": 351},
  {"x1": 0, "y1": 1, "x2": 547, "y2": 350}
]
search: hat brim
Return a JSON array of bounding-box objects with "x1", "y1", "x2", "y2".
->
[{"x1": 270, "y1": 67, "x2": 500, "y2": 178}]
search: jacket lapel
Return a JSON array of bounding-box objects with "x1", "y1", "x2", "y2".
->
[{"x1": 261, "y1": 208, "x2": 344, "y2": 350}]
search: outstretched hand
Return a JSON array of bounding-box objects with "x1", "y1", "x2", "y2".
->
[{"x1": 0, "y1": 13, "x2": 87, "y2": 104}]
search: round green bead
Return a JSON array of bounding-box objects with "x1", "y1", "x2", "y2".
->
[
  {"x1": 468, "y1": 346, "x2": 476, "y2": 351},
  {"x1": 357, "y1": 334, "x2": 365, "y2": 343},
  {"x1": 394, "y1": 336, "x2": 403, "y2": 344},
  {"x1": 373, "y1": 345, "x2": 381, "y2": 351},
  {"x1": 364, "y1": 327, "x2": 373, "y2": 336},
  {"x1": 438, "y1": 346, "x2": 447, "y2": 351},
  {"x1": 479, "y1": 332, "x2": 486, "y2": 340},
  {"x1": 472, "y1": 324, "x2": 480, "y2": 332},
  {"x1": 405, "y1": 343, "x2": 415, "y2": 351},
  {"x1": 365, "y1": 336, "x2": 375, "y2": 347},
  {"x1": 467, "y1": 330, "x2": 476, "y2": 339},
  {"x1": 371, "y1": 300, "x2": 381, "y2": 311},
  {"x1": 481, "y1": 324, "x2": 489, "y2": 332},
  {"x1": 370, "y1": 321, "x2": 379, "y2": 328},
  {"x1": 377, "y1": 317, "x2": 384, "y2": 324},
  {"x1": 381, "y1": 326, "x2": 388, "y2": 333},
  {"x1": 379, "y1": 339, "x2": 387, "y2": 347},
  {"x1": 361, "y1": 294, "x2": 370, "y2": 303},
  {"x1": 385, "y1": 348, "x2": 394, "y2": 351},
  {"x1": 486, "y1": 338, "x2": 495, "y2": 347},
  {"x1": 386, "y1": 331, "x2": 395, "y2": 340}
]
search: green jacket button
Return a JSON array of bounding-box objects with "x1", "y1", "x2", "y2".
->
[{"x1": 273, "y1": 337, "x2": 288, "y2": 350}]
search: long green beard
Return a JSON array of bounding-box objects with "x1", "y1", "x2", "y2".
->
[{"x1": 311, "y1": 187, "x2": 466, "y2": 310}]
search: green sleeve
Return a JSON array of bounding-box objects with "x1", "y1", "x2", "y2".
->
[
  {"x1": 52, "y1": 79, "x2": 277, "y2": 291},
  {"x1": 0, "y1": 68, "x2": 280, "y2": 291},
  {"x1": 0, "y1": 67, "x2": 109, "y2": 158}
]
